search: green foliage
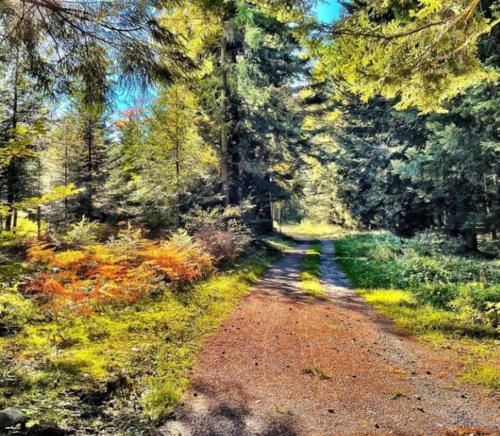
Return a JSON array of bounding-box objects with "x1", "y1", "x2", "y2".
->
[
  {"x1": 330, "y1": 83, "x2": 500, "y2": 249},
  {"x1": 62, "y1": 217, "x2": 100, "y2": 247},
  {"x1": 102, "y1": 86, "x2": 216, "y2": 230},
  {"x1": 0, "y1": 214, "x2": 40, "y2": 246},
  {"x1": 336, "y1": 231, "x2": 499, "y2": 390},
  {"x1": 310, "y1": 0, "x2": 499, "y2": 113},
  {"x1": 336, "y1": 232, "x2": 499, "y2": 313},
  {"x1": 34, "y1": 96, "x2": 109, "y2": 227},
  {"x1": 299, "y1": 157, "x2": 357, "y2": 228},
  {"x1": 0, "y1": 0, "x2": 190, "y2": 105}
]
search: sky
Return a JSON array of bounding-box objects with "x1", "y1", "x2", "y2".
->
[{"x1": 315, "y1": 0, "x2": 343, "y2": 23}]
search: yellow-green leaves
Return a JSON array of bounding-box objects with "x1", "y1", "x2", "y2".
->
[
  {"x1": 0, "y1": 118, "x2": 48, "y2": 168},
  {"x1": 14, "y1": 184, "x2": 82, "y2": 212},
  {"x1": 310, "y1": 0, "x2": 499, "y2": 113}
]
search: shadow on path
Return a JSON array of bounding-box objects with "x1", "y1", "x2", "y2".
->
[{"x1": 161, "y1": 238, "x2": 499, "y2": 436}]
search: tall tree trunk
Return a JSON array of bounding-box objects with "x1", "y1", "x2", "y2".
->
[
  {"x1": 260, "y1": 198, "x2": 274, "y2": 234},
  {"x1": 219, "y1": 3, "x2": 241, "y2": 206},
  {"x1": 85, "y1": 116, "x2": 93, "y2": 218},
  {"x1": 5, "y1": 50, "x2": 20, "y2": 231},
  {"x1": 219, "y1": 21, "x2": 231, "y2": 207}
]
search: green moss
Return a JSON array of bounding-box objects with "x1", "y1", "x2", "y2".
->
[{"x1": 300, "y1": 242, "x2": 325, "y2": 298}]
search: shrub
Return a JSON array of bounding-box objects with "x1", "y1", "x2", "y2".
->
[
  {"x1": 136, "y1": 230, "x2": 213, "y2": 286},
  {"x1": 413, "y1": 283, "x2": 458, "y2": 309},
  {"x1": 25, "y1": 229, "x2": 214, "y2": 316},
  {"x1": 409, "y1": 231, "x2": 468, "y2": 256},
  {"x1": 185, "y1": 206, "x2": 251, "y2": 263},
  {"x1": 195, "y1": 229, "x2": 245, "y2": 263},
  {"x1": 63, "y1": 218, "x2": 100, "y2": 247}
]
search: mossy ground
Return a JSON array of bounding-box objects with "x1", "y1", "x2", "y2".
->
[
  {"x1": 281, "y1": 221, "x2": 347, "y2": 238},
  {"x1": 0, "y1": 240, "x2": 282, "y2": 434},
  {"x1": 300, "y1": 242, "x2": 325, "y2": 298},
  {"x1": 335, "y1": 232, "x2": 499, "y2": 391}
]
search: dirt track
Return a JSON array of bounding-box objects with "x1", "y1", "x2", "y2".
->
[{"x1": 162, "y1": 240, "x2": 499, "y2": 435}]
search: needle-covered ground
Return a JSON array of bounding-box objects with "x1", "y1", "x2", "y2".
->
[{"x1": 163, "y1": 239, "x2": 499, "y2": 435}]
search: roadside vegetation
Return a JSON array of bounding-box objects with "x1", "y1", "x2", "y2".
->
[
  {"x1": 0, "y1": 215, "x2": 286, "y2": 434},
  {"x1": 282, "y1": 222, "x2": 346, "y2": 239},
  {"x1": 264, "y1": 234, "x2": 296, "y2": 252},
  {"x1": 335, "y1": 231, "x2": 499, "y2": 390}
]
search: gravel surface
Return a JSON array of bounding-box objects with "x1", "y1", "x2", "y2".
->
[{"x1": 161, "y1": 240, "x2": 499, "y2": 436}]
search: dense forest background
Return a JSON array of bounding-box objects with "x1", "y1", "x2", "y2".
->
[{"x1": 1, "y1": 0, "x2": 498, "y2": 252}]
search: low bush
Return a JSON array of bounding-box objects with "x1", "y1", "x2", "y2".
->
[
  {"x1": 185, "y1": 206, "x2": 251, "y2": 263},
  {"x1": 25, "y1": 229, "x2": 214, "y2": 316},
  {"x1": 413, "y1": 283, "x2": 458, "y2": 309}
]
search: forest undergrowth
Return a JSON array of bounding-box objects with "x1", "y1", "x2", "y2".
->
[
  {"x1": 0, "y1": 219, "x2": 283, "y2": 434},
  {"x1": 334, "y1": 231, "x2": 500, "y2": 391}
]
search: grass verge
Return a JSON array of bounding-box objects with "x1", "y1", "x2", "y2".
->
[
  {"x1": 300, "y1": 242, "x2": 325, "y2": 298},
  {"x1": 281, "y1": 221, "x2": 347, "y2": 238},
  {"x1": 335, "y1": 232, "x2": 499, "y2": 391}
]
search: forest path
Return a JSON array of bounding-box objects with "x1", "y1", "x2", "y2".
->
[{"x1": 162, "y1": 240, "x2": 499, "y2": 435}]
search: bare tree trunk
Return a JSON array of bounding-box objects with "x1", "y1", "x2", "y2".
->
[
  {"x1": 5, "y1": 50, "x2": 20, "y2": 231},
  {"x1": 219, "y1": 24, "x2": 231, "y2": 207},
  {"x1": 85, "y1": 116, "x2": 93, "y2": 218}
]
